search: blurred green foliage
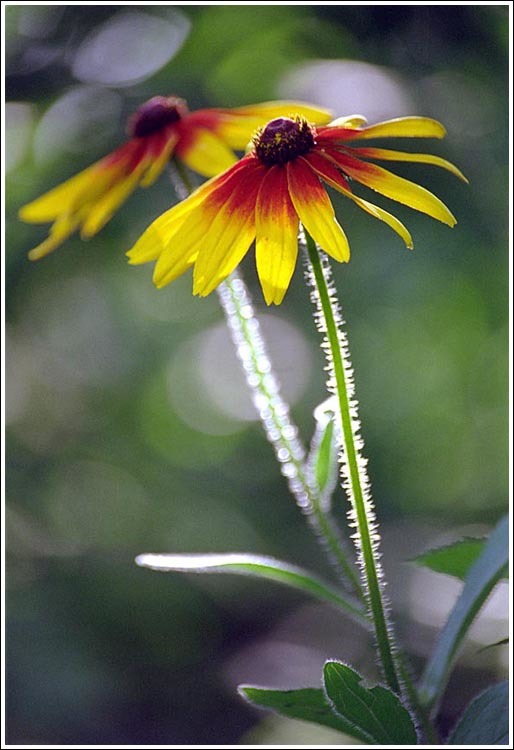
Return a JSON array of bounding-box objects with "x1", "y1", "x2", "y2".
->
[{"x1": 5, "y1": 4, "x2": 508, "y2": 744}]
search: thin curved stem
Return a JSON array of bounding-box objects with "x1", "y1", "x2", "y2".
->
[
  {"x1": 217, "y1": 272, "x2": 363, "y2": 598},
  {"x1": 303, "y1": 229, "x2": 401, "y2": 694},
  {"x1": 399, "y1": 656, "x2": 441, "y2": 744},
  {"x1": 170, "y1": 158, "x2": 196, "y2": 197}
]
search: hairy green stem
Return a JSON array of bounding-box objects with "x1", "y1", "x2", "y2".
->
[
  {"x1": 303, "y1": 233, "x2": 440, "y2": 741},
  {"x1": 304, "y1": 229, "x2": 401, "y2": 694},
  {"x1": 398, "y1": 657, "x2": 441, "y2": 744},
  {"x1": 217, "y1": 272, "x2": 363, "y2": 598}
]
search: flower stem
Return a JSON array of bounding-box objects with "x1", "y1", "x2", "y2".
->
[
  {"x1": 168, "y1": 160, "x2": 363, "y2": 600},
  {"x1": 170, "y1": 158, "x2": 195, "y2": 198},
  {"x1": 217, "y1": 272, "x2": 363, "y2": 598},
  {"x1": 303, "y1": 229, "x2": 401, "y2": 694},
  {"x1": 399, "y1": 656, "x2": 441, "y2": 744}
]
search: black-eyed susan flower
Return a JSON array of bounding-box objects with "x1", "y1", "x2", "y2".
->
[
  {"x1": 127, "y1": 114, "x2": 466, "y2": 305},
  {"x1": 19, "y1": 97, "x2": 332, "y2": 260}
]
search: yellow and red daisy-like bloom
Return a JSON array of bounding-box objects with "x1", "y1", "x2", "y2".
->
[
  {"x1": 127, "y1": 114, "x2": 466, "y2": 305},
  {"x1": 19, "y1": 96, "x2": 332, "y2": 260}
]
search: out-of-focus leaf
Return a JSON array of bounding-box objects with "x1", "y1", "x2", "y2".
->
[
  {"x1": 419, "y1": 516, "x2": 508, "y2": 709},
  {"x1": 323, "y1": 661, "x2": 418, "y2": 745},
  {"x1": 239, "y1": 685, "x2": 366, "y2": 741},
  {"x1": 136, "y1": 552, "x2": 367, "y2": 625},
  {"x1": 308, "y1": 397, "x2": 338, "y2": 504},
  {"x1": 412, "y1": 537, "x2": 486, "y2": 580},
  {"x1": 447, "y1": 682, "x2": 509, "y2": 745},
  {"x1": 476, "y1": 637, "x2": 509, "y2": 654}
]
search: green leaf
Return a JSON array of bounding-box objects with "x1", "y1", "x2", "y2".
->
[
  {"x1": 412, "y1": 538, "x2": 486, "y2": 580},
  {"x1": 239, "y1": 685, "x2": 368, "y2": 741},
  {"x1": 419, "y1": 516, "x2": 508, "y2": 710},
  {"x1": 447, "y1": 682, "x2": 509, "y2": 745},
  {"x1": 308, "y1": 397, "x2": 338, "y2": 502},
  {"x1": 323, "y1": 661, "x2": 418, "y2": 745},
  {"x1": 135, "y1": 552, "x2": 367, "y2": 625},
  {"x1": 476, "y1": 637, "x2": 509, "y2": 655}
]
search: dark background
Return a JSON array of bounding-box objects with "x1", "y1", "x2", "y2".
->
[{"x1": 5, "y1": 4, "x2": 509, "y2": 745}]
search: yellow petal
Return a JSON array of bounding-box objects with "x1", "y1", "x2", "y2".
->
[
  {"x1": 27, "y1": 215, "x2": 78, "y2": 260},
  {"x1": 287, "y1": 157, "x2": 350, "y2": 263},
  {"x1": 345, "y1": 192, "x2": 413, "y2": 249},
  {"x1": 328, "y1": 114, "x2": 368, "y2": 129},
  {"x1": 192, "y1": 209, "x2": 256, "y2": 297},
  {"x1": 128, "y1": 158, "x2": 256, "y2": 266},
  {"x1": 140, "y1": 133, "x2": 178, "y2": 187},
  {"x1": 177, "y1": 128, "x2": 237, "y2": 177},
  {"x1": 152, "y1": 206, "x2": 215, "y2": 288},
  {"x1": 330, "y1": 151, "x2": 457, "y2": 226},
  {"x1": 151, "y1": 168, "x2": 250, "y2": 283},
  {"x1": 81, "y1": 167, "x2": 144, "y2": 238},
  {"x1": 255, "y1": 165, "x2": 299, "y2": 305},
  {"x1": 19, "y1": 162, "x2": 112, "y2": 223},
  {"x1": 127, "y1": 201, "x2": 196, "y2": 265},
  {"x1": 305, "y1": 152, "x2": 413, "y2": 249},
  {"x1": 351, "y1": 147, "x2": 468, "y2": 182},
  {"x1": 193, "y1": 162, "x2": 264, "y2": 296},
  {"x1": 152, "y1": 163, "x2": 257, "y2": 287},
  {"x1": 192, "y1": 215, "x2": 256, "y2": 297},
  {"x1": 214, "y1": 101, "x2": 333, "y2": 148},
  {"x1": 348, "y1": 116, "x2": 447, "y2": 140},
  {"x1": 127, "y1": 174, "x2": 223, "y2": 264},
  {"x1": 229, "y1": 101, "x2": 333, "y2": 121},
  {"x1": 153, "y1": 244, "x2": 199, "y2": 289},
  {"x1": 127, "y1": 224, "x2": 167, "y2": 265}
]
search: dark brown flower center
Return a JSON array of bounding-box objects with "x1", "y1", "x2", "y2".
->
[
  {"x1": 254, "y1": 117, "x2": 316, "y2": 166},
  {"x1": 128, "y1": 96, "x2": 189, "y2": 138}
]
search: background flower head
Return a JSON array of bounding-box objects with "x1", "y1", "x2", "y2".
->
[
  {"x1": 18, "y1": 96, "x2": 331, "y2": 260},
  {"x1": 128, "y1": 114, "x2": 466, "y2": 305}
]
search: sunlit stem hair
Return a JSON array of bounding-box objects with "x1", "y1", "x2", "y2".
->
[
  {"x1": 217, "y1": 271, "x2": 363, "y2": 595},
  {"x1": 168, "y1": 160, "x2": 362, "y2": 597},
  {"x1": 303, "y1": 227, "x2": 402, "y2": 694}
]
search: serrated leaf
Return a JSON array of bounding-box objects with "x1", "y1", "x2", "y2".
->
[
  {"x1": 419, "y1": 516, "x2": 508, "y2": 710},
  {"x1": 447, "y1": 681, "x2": 509, "y2": 745},
  {"x1": 412, "y1": 538, "x2": 486, "y2": 580},
  {"x1": 323, "y1": 661, "x2": 418, "y2": 745},
  {"x1": 136, "y1": 552, "x2": 367, "y2": 625},
  {"x1": 239, "y1": 685, "x2": 368, "y2": 742}
]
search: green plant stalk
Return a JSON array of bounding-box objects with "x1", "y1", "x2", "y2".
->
[
  {"x1": 168, "y1": 159, "x2": 363, "y2": 599},
  {"x1": 218, "y1": 270, "x2": 363, "y2": 598},
  {"x1": 304, "y1": 229, "x2": 401, "y2": 694},
  {"x1": 304, "y1": 233, "x2": 440, "y2": 742},
  {"x1": 398, "y1": 656, "x2": 441, "y2": 744}
]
